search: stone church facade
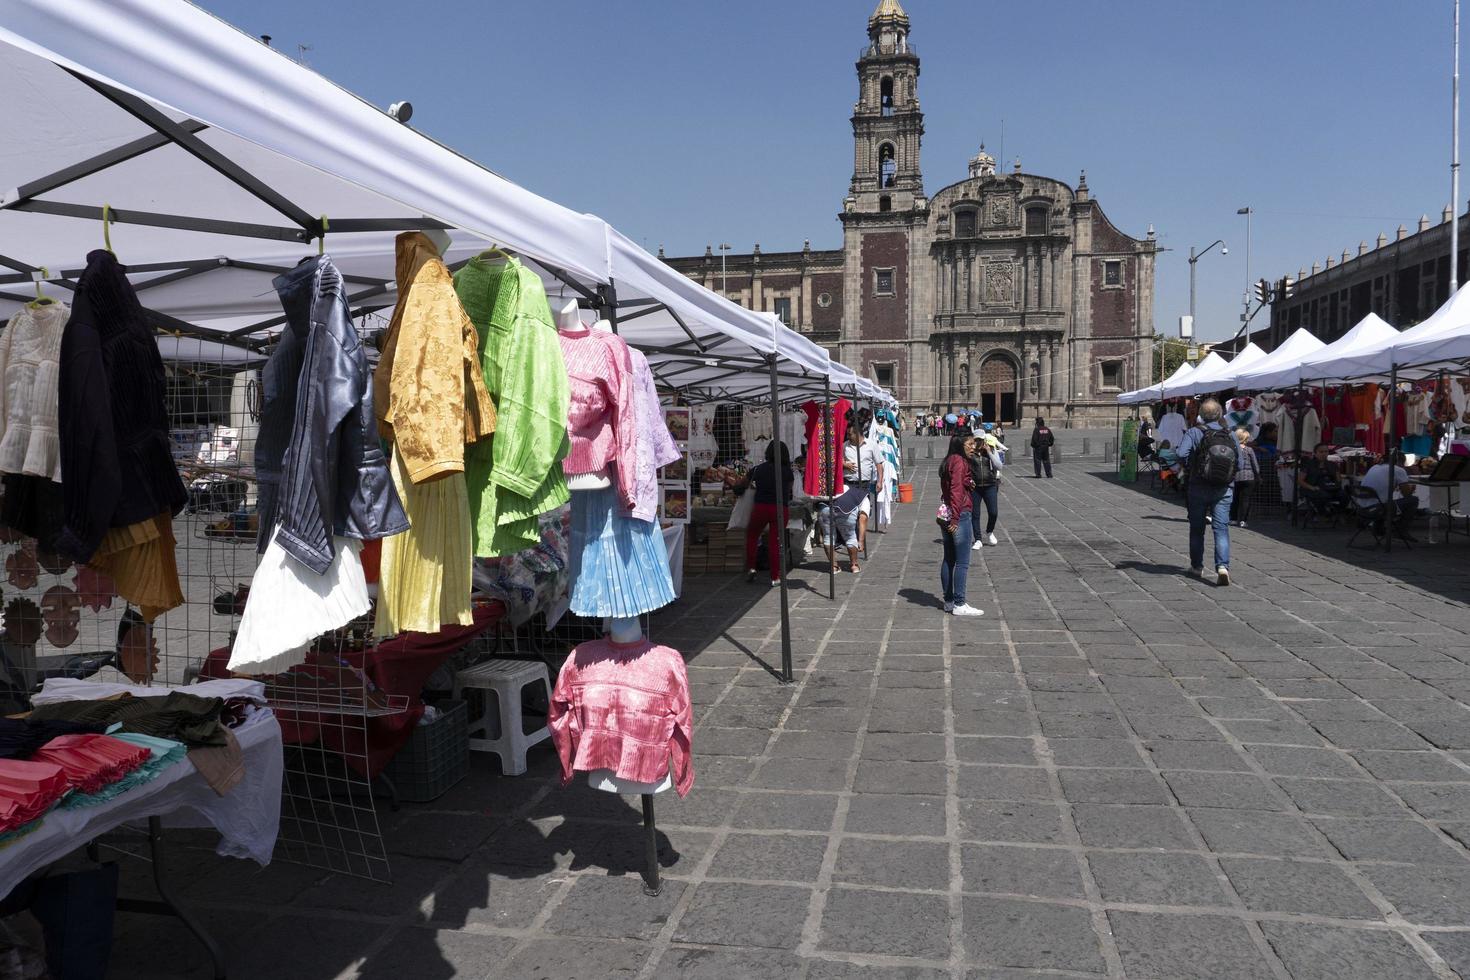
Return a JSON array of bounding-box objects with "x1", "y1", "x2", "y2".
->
[{"x1": 662, "y1": 1, "x2": 1157, "y2": 425}]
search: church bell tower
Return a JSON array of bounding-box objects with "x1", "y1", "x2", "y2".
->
[{"x1": 847, "y1": 0, "x2": 924, "y2": 214}]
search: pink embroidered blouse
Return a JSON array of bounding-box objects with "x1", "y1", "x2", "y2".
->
[
  {"x1": 624, "y1": 347, "x2": 681, "y2": 522},
  {"x1": 548, "y1": 636, "x2": 695, "y2": 796},
  {"x1": 558, "y1": 329, "x2": 638, "y2": 508}
]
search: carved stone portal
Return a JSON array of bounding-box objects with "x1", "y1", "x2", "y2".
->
[{"x1": 984, "y1": 263, "x2": 1016, "y2": 306}]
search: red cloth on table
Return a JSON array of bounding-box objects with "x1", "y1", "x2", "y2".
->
[
  {"x1": 0, "y1": 758, "x2": 69, "y2": 833},
  {"x1": 203, "y1": 601, "x2": 502, "y2": 778},
  {"x1": 32, "y1": 734, "x2": 152, "y2": 795}
]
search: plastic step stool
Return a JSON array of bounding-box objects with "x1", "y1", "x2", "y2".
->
[{"x1": 452, "y1": 659, "x2": 552, "y2": 776}]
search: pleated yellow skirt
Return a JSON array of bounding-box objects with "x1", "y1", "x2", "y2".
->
[{"x1": 374, "y1": 445, "x2": 474, "y2": 637}]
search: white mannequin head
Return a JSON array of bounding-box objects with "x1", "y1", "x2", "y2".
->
[
  {"x1": 556, "y1": 298, "x2": 582, "y2": 332},
  {"x1": 420, "y1": 227, "x2": 451, "y2": 256}
]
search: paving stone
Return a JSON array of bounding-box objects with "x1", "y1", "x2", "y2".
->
[
  {"x1": 954, "y1": 736, "x2": 1038, "y2": 766},
  {"x1": 1219, "y1": 718, "x2": 1327, "y2": 746},
  {"x1": 805, "y1": 960, "x2": 951, "y2": 980},
  {"x1": 818, "y1": 887, "x2": 951, "y2": 958},
  {"x1": 1058, "y1": 769, "x2": 1170, "y2": 805},
  {"x1": 1087, "y1": 851, "x2": 1229, "y2": 907},
  {"x1": 1245, "y1": 744, "x2": 1362, "y2": 778},
  {"x1": 956, "y1": 765, "x2": 1052, "y2": 801},
  {"x1": 953, "y1": 709, "x2": 1039, "y2": 737},
  {"x1": 1107, "y1": 911, "x2": 1277, "y2": 980},
  {"x1": 854, "y1": 761, "x2": 949, "y2": 795},
  {"x1": 958, "y1": 801, "x2": 1068, "y2": 844},
  {"x1": 861, "y1": 733, "x2": 947, "y2": 762},
  {"x1": 1392, "y1": 782, "x2": 1470, "y2": 821},
  {"x1": 1145, "y1": 740, "x2": 1252, "y2": 772},
  {"x1": 749, "y1": 757, "x2": 852, "y2": 792},
  {"x1": 647, "y1": 947, "x2": 804, "y2": 980},
  {"x1": 1186, "y1": 809, "x2": 1335, "y2": 858},
  {"x1": 1351, "y1": 750, "x2": 1470, "y2": 782},
  {"x1": 1422, "y1": 932, "x2": 1470, "y2": 978},
  {"x1": 962, "y1": 897, "x2": 1106, "y2": 972},
  {"x1": 1049, "y1": 737, "x2": 1147, "y2": 768},
  {"x1": 673, "y1": 881, "x2": 811, "y2": 949},
  {"x1": 770, "y1": 730, "x2": 859, "y2": 760},
  {"x1": 845, "y1": 793, "x2": 949, "y2": 837},
  {"x1": 500, "y1": 938, "x2": 649, "y2": 979},
  {"x1": 544, "y1": 875, "x2": 687, "y2": 940},
  {"x1": 1072, "y1": 804, "x2": 1196, "y2": 850},
  {"x1": 961, "y1": 844, "x2": 1085, "y2": 900},
  {"x1": 1164, "y1": 771, "x2": 1286, "y2": 810},
  {"x1": 1358, "y1": 864, "x2": 1470, "y2": 925},
  {"x1": 835, "y1": 838, "x2": 952, "y2": 890},
  {"x1": 732, "y1": 792, "x2": 840, "y2": 831},
  {"x1": 1275, "y1": 777, "x2": 1406, "y2": 817},
  {"x1": 1219, "y1": 857, "x2": 1382, "y2": 919},
  {"x1": 706, "y1": 833, "x2": 830, "y2": 883},
  {"x1": 1310, "y1": 818, "x2": 1466, "y2": 864},
  {"x1": 1128, "y1": 714, "x2": 1225, "y2": 741},
  {"x1": 1311, "y1": 720, "x2": 1429, "y2": 751},
  {"x1": 355, "y1": 929, "x2": 522, "y2": 979}
]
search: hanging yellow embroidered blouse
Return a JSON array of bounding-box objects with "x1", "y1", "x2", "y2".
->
[
  {"x1": 452, "y1": 256, "x2": 570, "y2": 556},
  {"x1": 373, "y1": 232, "x2": 496, "y2": 635}
]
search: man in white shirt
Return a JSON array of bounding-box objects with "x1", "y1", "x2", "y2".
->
[{"x1": 1362, "y1": 451, "x2": 1419, "y2": 539}]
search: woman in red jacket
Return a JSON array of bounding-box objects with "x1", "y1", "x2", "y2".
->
[{"x1": 939, "y1": 434, "x2": 983, "y2": 617}]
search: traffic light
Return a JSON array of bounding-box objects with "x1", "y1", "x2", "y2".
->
[
  {"x1": 1278, "y1": 276, "x2": 1296, "y2": 301},
  {"x1": 1253, "y1": 278, "x2": 1272, "y2": 305}
]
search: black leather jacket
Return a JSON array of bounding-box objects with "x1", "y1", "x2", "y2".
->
[{"x1": 256, "y1": 256, "x2": 407, "y2": 574}]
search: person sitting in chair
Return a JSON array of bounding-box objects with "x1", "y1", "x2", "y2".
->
[
  {"x1": 1157, "y1": 440, "x2": 1182, "y2": 489},
  {"x1": 1297, "y1": 443, "x2": 1348, "y2": 516},
  {"x1": 1362, "y1": 451, "x2": 1420, "y2": 541}
]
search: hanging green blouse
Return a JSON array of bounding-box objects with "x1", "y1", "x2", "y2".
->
[{"x1": 453, "y1": 257, "x2": 571, "y2": 556}]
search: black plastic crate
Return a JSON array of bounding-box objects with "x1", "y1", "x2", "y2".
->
[{"x1": 383, "y1": 700, "x2": 468, "y2": 803}]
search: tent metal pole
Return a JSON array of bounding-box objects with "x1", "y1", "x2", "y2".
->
[
  {"x1": 1386, "y1": 366, "x2": 1399, "y2": 553},
  {"x1": 825, "y1": 374, "x2": 835, "y2": 602},
  {"x1": 67, "y1": 69, "x2": 319, "y2": 232},
  {"x1": 770, "y1": 355, "x2": 794, "y2": 684},
  {"x1": 8, "y1": 199, "x2": 309, "y2": 243}
]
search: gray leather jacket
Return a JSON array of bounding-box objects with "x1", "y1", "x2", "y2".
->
[{"x1": 255, "y1": 255, "x2": 407, "y2": 574}]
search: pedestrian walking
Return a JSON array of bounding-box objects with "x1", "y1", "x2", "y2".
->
[
  {"x1": 1176, "y1": 398, "x2": 1237, "y2": 585},
  {"x1": 938, "y1": 433, "x2": 983, "y2": 617},
  {"x1": 729, "y1": 440, "x2": 794, "y2": 586},
  {"x1": 1230, "y1": 428, "x2": 1258, "y2": 527},
  {"x1": 968, "y1": 430, "x2": 1003, "y2": 550},
  {"x1": 1030, "y1": 417, "x2": 1055, "y2": 478}
]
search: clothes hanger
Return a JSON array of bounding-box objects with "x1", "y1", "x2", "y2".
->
[
  {"x1": 102, "y1": 204, "x2": 115, "y2": 255},
  {"x1": 26, "y1": 267, "x2": 56, "y2": 308},
  {"x1": 475, "y1": 244, "x2": 513, "y2": 264}
]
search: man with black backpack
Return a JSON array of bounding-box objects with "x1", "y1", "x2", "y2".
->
[
  {"x1": 1175, "y1": 399, "x2": 1237, "y2": 585},
  {"x1": 1030, "y1": 417, "x2": 1055, "y2": 478}
]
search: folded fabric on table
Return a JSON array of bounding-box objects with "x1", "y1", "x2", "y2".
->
[
  {"x1": 0, "y1": 758, "x2": 69, "y2": 833},
  {"x1": 32, "y1": 734, "x2": 152, "y2": 795},
  {"x1": 28, "y1": 692, "x2": 227, "y2": 747},
  {"x1": 0, "y1": 718, "x2": 104, "y2": 760},
  {"x1": 60, "y1": 730, "x2": 187, "y2": 808}
]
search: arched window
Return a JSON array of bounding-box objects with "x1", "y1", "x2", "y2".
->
[
  {"x1": 1026, "y1": 205, "x2": 1048, "y2": 236},
  {"x1": 880, "y1": 76, "x2": 894, "y2": 116},
  {"x1": 879, "y1": 143, "x2": 897, "y2": 188}
]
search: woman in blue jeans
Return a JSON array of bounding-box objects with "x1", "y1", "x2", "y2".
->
[
  {"x1": 969, "y1": 432, "x2": 1003, "y2": 550},
  {"x1": 939, "y1": 434, "x2": 983, "y2": 617}
]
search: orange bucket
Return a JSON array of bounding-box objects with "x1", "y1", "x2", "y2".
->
[{"x1": 897, "y1": 483, "x2": 914, "y2": 503}]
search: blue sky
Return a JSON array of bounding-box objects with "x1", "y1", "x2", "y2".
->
[{"x1": 200, "y1": 0, "x2": 1464, "y2": 341}]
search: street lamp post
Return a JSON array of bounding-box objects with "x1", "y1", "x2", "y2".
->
[
  {"x1": 1236, "y1": 207, "x2": 1252, "y2": 322},
  {"x1": 1187, "y1": 239, "x2": 1228, "y2": 327},
  {"x1": 717, "y1": 242, "x2": 732, "y2": 297},
  {"x1": 1453, "y1": 0, "x2": 1462, "y2": 293}
]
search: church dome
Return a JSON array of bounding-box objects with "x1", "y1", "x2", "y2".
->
[
  {"x1": 968, "y1": 143, "x2": 996, "y2": 179},
  {"x1": 869, "y1": 0, "x2": 910, "y2": 31}
]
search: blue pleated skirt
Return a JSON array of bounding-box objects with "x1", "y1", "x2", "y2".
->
[{"x1": 569, "y1": 485, "x2": 677, "y2": 618}]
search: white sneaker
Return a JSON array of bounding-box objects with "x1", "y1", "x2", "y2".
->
[
  {"x1": 952, "y1": 604, "x2": 985, "y2": 617},
  {"x1": 1216, "y1": 566, "x2": 1230, "y2": 586},
  {"x1": 943, "y1": 602, "x2": 955, "y2": 613},
  {"x1": 1237, "y1": 521, "x2": 1247, "y2": 529},
  {"x1": 986, "y1": 532, "x2": 998, "y2": 546},
  {"x1": 971, "y1": 540, "x2": 983, "y2": 551}
]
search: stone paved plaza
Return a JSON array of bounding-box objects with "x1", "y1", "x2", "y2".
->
[{"x1": 108, "y1": 439, "x2": 1470, "y2": 979}]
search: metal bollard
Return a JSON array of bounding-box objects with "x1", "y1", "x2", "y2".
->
[
  {"x1": 1082, "y1": 437, "x2": 1091, "y2": 456},
  {"x1": 906, "y1": 446, "x2": 916, "y2": 466},
  {"x1": 926, "y1": 442, "x2": 933, "y2": 459}
]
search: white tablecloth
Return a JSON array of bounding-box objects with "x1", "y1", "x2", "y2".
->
[{"x1": 1, "y1": 704, "x2": 283, "y2": 892}]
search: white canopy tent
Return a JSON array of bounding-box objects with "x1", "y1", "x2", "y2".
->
[
  {"x1": 0, "y1": 0, "x2": 841, "y2": 404},
  {"x1": 1117, "y1": 361, "x2": 1194, "y2": 405},
  {"x1": 1159, "y1": 351, "x2": 1227, "y2": 399},
  {"x1": 1303, "y1": 292, "x2": 1470, "y2": 383},
  {"x1": 1265, "y1": 313, "x2": 1399, "y2": 388},
  {"x1": 1172, "y1": 343, "x2": 1268, "y2": 397},
  {"x1": 1223, "y1": 329, "x2": 1327, "y2": 392}
]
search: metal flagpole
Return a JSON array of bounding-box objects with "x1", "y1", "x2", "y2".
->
[{"x1": 770, "y1": 355, "x2": 794, "y2": 684}]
